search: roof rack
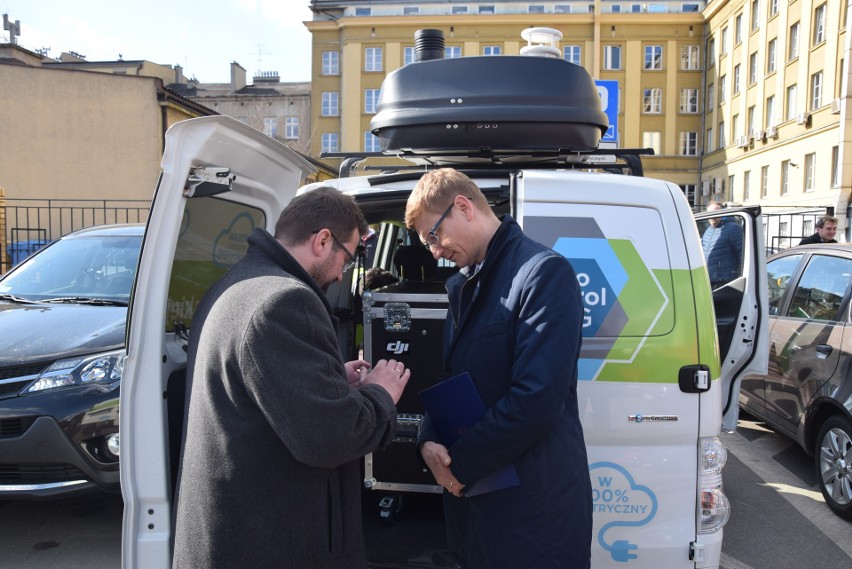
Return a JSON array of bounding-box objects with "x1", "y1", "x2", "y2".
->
[{"x1": 323, "y1": 147, "x2": 655, "y2": 179}]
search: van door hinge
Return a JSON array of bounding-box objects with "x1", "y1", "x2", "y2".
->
[
  {"x1": 689, "y1": 541, "x2": 705, "y2": 562},
  {"x1": 678, "y1": 364, "x2": 711, "y2": 393},
  {"x1": 184, "y1": 167, "x2": 235, "y2": 197}
]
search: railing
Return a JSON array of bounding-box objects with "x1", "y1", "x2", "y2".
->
[
  {"x1": 0, "y1": 198, "x2": 150, "y2": 274},
  {"x1": 762, "y1": 207, "x2": 834, "y2": 255}
]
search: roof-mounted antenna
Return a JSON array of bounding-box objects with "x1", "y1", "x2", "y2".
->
[{"x1": 520, "y1": 27, "x2": 563, "y2": 58}]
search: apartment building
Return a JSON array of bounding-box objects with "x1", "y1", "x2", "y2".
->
[{"x1": 305, "y1": 0, "x2": 851, "y2": 242}]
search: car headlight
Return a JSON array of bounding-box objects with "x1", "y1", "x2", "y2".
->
[{"x1": 23, "y1": 349, "x2": 124, "y2": 393}]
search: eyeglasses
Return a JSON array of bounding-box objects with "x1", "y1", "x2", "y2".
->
[
  {"x1": 315, "y1": 230, "x2": 363, "y2": 273},
  {"x1": 424, "y1": 203, "x2": 454, "y2": 250}
]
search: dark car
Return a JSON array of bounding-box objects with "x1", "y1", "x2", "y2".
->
[
  {"x1": 0, "y1": 224, "x2": 143, "y2": 498},
  {"x1": 740, "y1": 242, "x2": 852, "y2": 519}
]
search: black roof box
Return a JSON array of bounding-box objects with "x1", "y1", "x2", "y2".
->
[{"x1": 370, "y1": 56, "x2": 608, "y2": 162}]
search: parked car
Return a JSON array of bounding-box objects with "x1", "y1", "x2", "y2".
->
[
  {"x1": 0, "y1": 223, "x2": 143, "y2": 498},
  {"x1": 740, "y1": 243, "x2": 852, "y2": 519}
]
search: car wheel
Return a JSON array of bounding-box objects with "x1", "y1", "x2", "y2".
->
[{"x1": 815, "y1": 415, "x2": 852, "y2": 520}]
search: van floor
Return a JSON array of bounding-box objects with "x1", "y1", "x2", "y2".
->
[{"x1": 363, "y1": 491, "x2": 455, "y2": 568}]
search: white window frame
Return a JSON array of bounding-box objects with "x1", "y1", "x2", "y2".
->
[
  {"x1": 814, "y1": 4, "x2": 826, "y2": 45},
  {"x1": 749, "y1": 52, "x2": 758, "y2": 84},
  {"x1": 644, "y1": 45, "x2": 663, "y2": 70},
  {"x1": 643, "y1": 131, "x2": 662, "y2": 155},
  {"x1": 528, "y1": 4, "x2": 545, "y2": 13},
  {"x1": 786, "y1": 85, "x2": 797, "y2": 120},
  {"x1": 445, "y1": 46, "x2": 462, "y2": 59},
  {"x1": 452, "y1": 5, "x2": 469, "y2": 14},
  {"x1": 804, "y1": 153, "x2": 816, "y2": 192},
  {"x1": 321, "y1": 92, "x2": 339, "y2": 117},
  {"x1": 751, "y1": 0, "x2": 760, "y2": 31},
  {"x1": 781, "y1": 160, "x2": 791, "y2": 195},
  {"x1": 604, "y1": 45, "x2": 622, "y2": 70},
  {"x1": 321, "y1": 132, "x2": 339, "y2": 154},
  {"x1": 767, "y1": 39, "x2": 777, "y2": 73},
  {"x1": 284, "y1": 116, "x2": 299, "y2": 140},
  {"x1": 766, "y1": 96, "x2": 776, "y2": 128},
  {"x1": 733, "y1": 64, "x2": 741, "y2": 94},
  {"x1": 681, "y1": 88, "x2": 699, "y2": 113},
  {"x1": 719, "y1": 75, "x2": 727, "y2": 103},
  {"x1": 789, "y1": 22, "x2": 800, "y2": 60},
  {"x1": 364, "y1": 131, "x2": 382, "y2": 152},
  {"x1": 483, "y1": 45, "x2": 501, "y2": 56},
  {"x1": 404, "y1": 46, "x2": 415, "y2": 66},
  {"x1": 811, "y1": 71, "x2": 823, "y2": 110},
  {"x1": 735, "y1": 14, "x2": 743, "y2": 44},
  {"x1": 322, "y1": 51, "x2": 339, "y2": 75},
  {"x1": 682, "y1": 45, "x2": 700, "y2": 70},
  {"x1": 365, "y1": 89, "x2": 381, "y2": 114},
  {"x1": 643, "y1": 88, "x2": 662, "y2": 113},
  {"x1": 365, "y1": 47, "x2": 383, "y2": 72},
  {"x1": 563, "y1": 45, "x2": 581, "y2": 65},
  {"x1": 680, "y1": 131, "x2": 698, "y2": 155},
  {"x1": 263, "y1": 116, "x2": 277, "y2": 138},
  {"x1": 744, "y1": 170, "x2": 751, "y2": 200},
  {"x1": 761, "y1": 165, "x2": 769, "y2": 197}
]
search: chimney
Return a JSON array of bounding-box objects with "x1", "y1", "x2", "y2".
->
[
  {"x1": 174, "y1": 64, "x2": 185, "y2": 84},
  {"x1": 230, "y1": 61, "x2": 246, "y2": 93}
]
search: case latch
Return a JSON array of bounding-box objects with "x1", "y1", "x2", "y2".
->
[{"x1": 384, "y1": 302, "x2": 411, "y2": 332}]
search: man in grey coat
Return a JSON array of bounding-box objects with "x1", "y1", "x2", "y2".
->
[{"x1": 172, "y1": 187, "x2": 410, "y2": 569}]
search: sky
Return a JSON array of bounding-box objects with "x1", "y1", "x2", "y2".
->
[{"x1": 2, "y1": 0, "x2": 314, "y2": 83}]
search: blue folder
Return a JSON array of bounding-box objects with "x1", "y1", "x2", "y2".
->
[{"x1": 418, "y1": 372, "x2": 521, "y2": 497}]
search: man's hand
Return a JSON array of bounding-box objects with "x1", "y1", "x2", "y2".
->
[
  {"x1": 360, "y1": 359, "x2": 410, "y2": 404},
  {"x1": 344, "y1": 359, "x2": 371, "y2": 387},
  {"x1": 421, "y1": 441, "x2": 465, "y2": 497}
]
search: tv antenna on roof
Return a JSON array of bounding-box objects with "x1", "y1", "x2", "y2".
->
[
  {"x1": 3, "y1": 14, "x2": 21, "y2": 45},
  {"x1": 250, "y1": 44, "x2": 272, "y2": 75}
]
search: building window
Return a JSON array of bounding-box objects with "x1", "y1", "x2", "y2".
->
[
  {"x1": 644, "y1": 45, "x2": 663, "y2": 70},
  {"x1": 479, "y1": 5, "x2": 496, "y2": 14},
  {"x1": 528, "y1": 4, "x2": 545, "y2": 13},
  {"x1": 483, "y1": 45, "x2": 501, "y2": 56},
  {"x1": 452, "y1": 6, "x2": 469, "y2": 14},
  {"x1": 404, "y1": 46, "x2": 415, "y2": 66},
  {"x1": 728, "y1": 175, "x2": 735, "y2": 201},
  {"x1": 744, "y1": 170, "x2": 751, "y2": 201},
  {"x1": 719, "y1": 121, "x2": 726, "y2": 148},
  {"x1": 735, "y1": 13, "x2": 743, "y2": 44},
  {"x1": 321, "y1": 132, "x2": 339, "y2": 154},
  {"x1": 364, "y1": 131, "x2": 381, "y2": 152},
  {"x1": 681, "y1": 88, "x2": 699, "y2": 113},
  {"x1": 322, "y1": 51, "x2": 339, "y2": 75},
  {"x1": 766, "y1": 96, "x2": 775, "y2": 127},
  {"x1": 321, "y1": 92, "x2": 339, "y2": 116},
  {"x1": 767, "y1": 39, "x2": 777, "y2": 73},
  {"x1": 682, "y1": 45, "x2": 700, "y2": 70},
  {"x1": 263, "y1": 116, "x2": 277, "y2": 138},
  {"x1": 781, "y1": 160, "x2": 791, "y2": 195},
  {"x1": 719, "y1": 75, "x2": 727, "y2": 103},
  {"x1": 643, "y1": 88, "x2": 662, "y2": 113},
  {"x1": 643, "y1": 131, "x2": 662, "y2": 155},
  {"x1": 611, "y1": 5, "x2": 621, "y2": 13},
  {"x1": 445, "y1": 46, "x2": 462, "y2": 58},
  {"x1": 555, "y1": 4, "x2": 572, "y2": 13},
  {"x1": 811, "y1": 71, "x2": 823, "y2": 110},
  {"x1": 733, "y1": 64, "x2": 741, "y2": 94},
  {"x1": 632, "y1": 4, "x2": 642, "y2": 12},
  {"x1": 365, "y1": 47, "x2": 383, "y2": 72},
  {"x1": 748, "y1": 105, "x2": 756, "y2": 134},
  {"x1": 751, "y1": 0, "x2": 760, "y2": 30},
  {"x1": 706, "y1": 127, "x2": 714, "y2": 152},
  {"x1": 604, "y1": 45, "x2": 622, "y2": 70},
  {"x1": 681, "y1": 184, "x2": 697, "y2": 207},
  {"x1": 789, "y1": 22, "x2": 800, "y2": 60},
  {"x1": 749, "y1": 52, "x2": 758, "y2": 84},
  {"x1": 720, "y1": 27, "x2": 729, "y2": 56},
  {"x1": 563, "y1": 45, "x2": 581, "y2": 65},
  {"x1": 814, "y1": 4, "x2": 826, "y2": 45},
  {"x1": 403, "y1": 6, "x2": 420, "y2": 15},
  {"x1": 761, "y1": 165, "x2": 769, "y2": 197},
  {"x1": 832, "y1": 146, "x2": 840, "y2": 187},
  {"x1": 804, "y1": 153, "x2": 816, "y2": 192},
  {"x1": 786, "y1": 85, "x2": 797, "y2": 120},
  {"x1": 732, "y1": 114, "x2": 740, "y2": 140},
  {"x1": 680, "y1": 131, "x2": 698, "y2": 155},
  {"x1": 683, "y1": 4, "x2": 700, "y2": 12},
  {"x1": 707, "y1": 83, "x2": 715, "y2": 110},
  {"x1": 355, "y1": 7, "x2": 371, "y2": 16},
  {"x1": 769, "y1": 0, "x2": 778, "y2": 16},
  {"x1": 365, "y1": 89, "x2": 381, "y2": 114},
  {"x1": 707, "y1": 38, "x2": 716, "y2": 67},
  {"x1": 285, "y1": 116, "x2": 299, "y2": 139}
]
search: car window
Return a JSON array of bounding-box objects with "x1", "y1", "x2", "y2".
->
[
  {"x1": 786, "y1": 255, "x2": 852, "y2": 321},
  {"x1": 766, "y1": 254, "x2": 804, "y2": 315},
  {"x1": 166, "y1": 197, "x2": 265, "y2": 333},
  {"x1": 698, "y1": 214, "x2": 745, "y2": 288},
  {"x1": 0, "y1": 234, "x2": 141, "y2": 300}
]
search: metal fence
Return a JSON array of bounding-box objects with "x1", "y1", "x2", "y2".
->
[
  {"x1": 0, "y1": 198, "x2": 151, "y2": 274},
  {"x1": 762, "y1": 206, "x2": 834, "y2": 255}
]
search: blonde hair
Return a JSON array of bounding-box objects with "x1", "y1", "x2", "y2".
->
[{"x1": 404, "y1": 168, "x2": 490, "y2": 229}]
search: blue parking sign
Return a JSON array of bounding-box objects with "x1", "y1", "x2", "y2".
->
[{"x1": 595, "y1": 80, "x2": 619, "y2": 144}]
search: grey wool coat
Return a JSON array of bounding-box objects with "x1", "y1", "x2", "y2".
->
[{"x1": 171, "y1": 228, "x2": 397, "y2": 569}]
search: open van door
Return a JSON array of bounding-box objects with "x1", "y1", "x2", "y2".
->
[
  {"x1": 694, "y1": 206, "x2": 769, "y2": 431},
  {"x1": 119, "y1": 116, "x2": 316, "y2": 569}
]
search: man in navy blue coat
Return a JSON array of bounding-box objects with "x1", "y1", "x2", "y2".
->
[{"x1": 405, "y1": 168, "x2": 592, "y2": 569}]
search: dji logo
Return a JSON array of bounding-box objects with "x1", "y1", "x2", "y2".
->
[{"x1": 387, "y1": 341, "x2": 409, "y2": 355}]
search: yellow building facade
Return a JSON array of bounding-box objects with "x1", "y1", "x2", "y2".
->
[{"x1": 306, "y1": 1, "x2": 851, "y2": 241}]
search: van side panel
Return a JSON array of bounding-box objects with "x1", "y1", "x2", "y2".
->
[{"x1": 517, "y1": 171, "x2": 705, "y2": 569}]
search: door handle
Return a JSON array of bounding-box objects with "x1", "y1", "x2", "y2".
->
[{"x1": 815, "y1": 344, "x2": 833, "y2": 359}]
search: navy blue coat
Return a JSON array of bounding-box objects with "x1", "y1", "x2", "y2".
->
[{"x1": 421, "y1": 216, "x2": 592, "y2": 569}]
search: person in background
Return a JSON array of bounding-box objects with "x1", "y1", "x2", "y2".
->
[
  {"x1": 405, "y1": 168, "x2": 592, "y2": 569},
  {"x1": 702, "y1": 201, "x2": 744, "y2": 289},
  {"x1": 172, "y1": 187, "x2": 410, "y2": 569},
  {"x1": 799, "y1": 215, "x2": 838, "y2": 245}
]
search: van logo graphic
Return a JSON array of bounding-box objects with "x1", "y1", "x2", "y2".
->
[
  {"x1": 387, "y1": 341, "x2": 409, "y2": 355},
  {"x1": 588, "y1": 461, "x2": 659, "y2": 563},
  {"x1": 628, "y1": 414, "x2": 678, "y2": 423}
]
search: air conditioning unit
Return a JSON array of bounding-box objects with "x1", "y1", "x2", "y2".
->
[
  {"x1": 831, "y1": 98, "x2": 842, "y2": 114},
  {"x1": 766, "y1": 126, "x2": 778, "y2": 138},
  {"x1": 796, "y1": 112, "x2": 811, "y2": 125},
  {"x1": 753, "y1": 129, "x2": 766, "y2": 141},
  {"x1": 701, "y1": 179, "x2": 711, "y2": 196},
  {"x1": 736, "y1": 136, "x2": 752, "y2": 148}
]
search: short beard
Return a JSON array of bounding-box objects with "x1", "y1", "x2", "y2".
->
[{"x1": 310, "y1": 255, "x2": 338, "y2": 294}]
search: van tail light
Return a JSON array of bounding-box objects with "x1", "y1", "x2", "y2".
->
[{"x1": 698, "y1": 437, "x2": 731, "y2": 533}]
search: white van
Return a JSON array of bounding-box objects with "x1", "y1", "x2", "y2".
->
[{"x1": 121, "y1": 47, "x2": 767, "y2": 569}]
